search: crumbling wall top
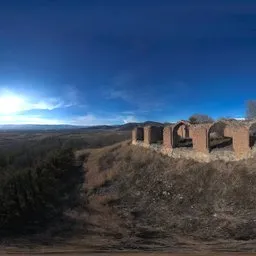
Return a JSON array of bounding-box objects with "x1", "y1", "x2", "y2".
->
[
  {"x1": 217, "y1": 119, "x2": 251, "y2": 129},
  {"x1": 190, "y1": 123, "x2": 213, "y2": 130},
  {"x1": 173, "y1": 120, "x2": 191, "y2": 128}
]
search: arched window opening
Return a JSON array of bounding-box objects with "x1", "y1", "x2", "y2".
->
[
  {"x1": 151, "y1": 126, "x2": 164, "y2": 144},
  {"x1": 173, "y1": 122, "x2": 193, "y2": 148},
  {"x1": 136, "y1": 127, "x2": 144, "y2": 141},
  {"x1": 208, "y1": 122, "x2": 233, "y2": 151}
]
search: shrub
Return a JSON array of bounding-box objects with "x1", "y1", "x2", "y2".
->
[
  {"x1": 189, "y1": 114, "x2": 214, "y2": 124},
  {"x1": 0, "y1": 148, "x2": 83, "y2": 235}
]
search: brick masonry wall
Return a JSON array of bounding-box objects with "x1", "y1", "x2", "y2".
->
[
  {"x1": 163, "y1": 125, "x2": 173, "y2": 148},
  {"x1": 144, "y1": 126, "x2": 151, "y2": 145},
  {"x1": 144, "y1": 126, "x2": 163, "y2": 144},
  {"x1": 233, "y1": 127, "x2": 250, "y2": 158},
  {"x1": 191, "y1": 126, "x2": 209, "y2": 154},
  {"x1": 133, "y1": 122, "x2": 256, "y2": 161},
  {"x1": 133, "y1": 141, "x2": 240, "y2": 162},
  {"x1": 177, "y1": 126, "x2": 185, "y2": 137},
  {"x1": 224, "y1": 126, "x2": 233, "y2": 137},
  {"x1": 132, "y1": 129, "x2": 136, "y2": 142}
]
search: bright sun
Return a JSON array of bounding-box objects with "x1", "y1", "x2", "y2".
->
[{"x1": 0, "y1": 94, "x2": 25, "y2": 114}]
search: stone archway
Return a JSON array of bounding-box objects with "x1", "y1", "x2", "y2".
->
[
  {"x1": 208, "y1": 121, "x2": 233, "y2": 151},
  {"x1": 172, "y1": 121, "x2": 192, "y2": 148}
]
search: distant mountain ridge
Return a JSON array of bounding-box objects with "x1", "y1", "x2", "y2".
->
[
  {"x1": 117, "y1": 121, "x2": 164, "y2": 131},
  {"x1": 0, "y1": 124, "x2": 84, "y2": 131},
  {"x1": 0, "y1": 121, "x2": 164, "y2": 131}
]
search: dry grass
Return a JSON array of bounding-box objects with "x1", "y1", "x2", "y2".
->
[
  {"x1": 80, "y1": 140, "x2": 256, "y2": 250},
  {"x1": 84, "y1": 141, "x2": 129, "y2": 190},
  {"x1": 7, "y1": 138, "x2": 256, "y2": 252}
]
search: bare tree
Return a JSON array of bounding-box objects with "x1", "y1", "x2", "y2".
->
[
  {"x1": 188, "y1": 114, "x2": 214, "y2": 124},
  {"x1": 246, "y1": 100, "x2": 256, "y2": 120}
]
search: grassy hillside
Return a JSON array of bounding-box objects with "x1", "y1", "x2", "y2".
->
[
  {"x1": 2, "y1": 135, "x2": 256, "y2": 252},
  {"x1": 75, "y1": 142, "x2": 256, "y2": 251}
]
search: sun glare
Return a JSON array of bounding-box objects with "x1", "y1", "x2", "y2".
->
[{"x1": 0, "y1": 94, "x2": 25, "y2": 114}]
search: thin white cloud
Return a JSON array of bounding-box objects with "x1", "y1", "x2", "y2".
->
[
  {"x1": 0, "y1": 88, "x2": 140, "y2": 125},
  {"x1": 69, "y1": 113, "x2": 140, "y2": 126},
  {"x1": 0, "y1": 88, "x2": 76, "y2": 115},
  {"x1": 29, "y1": 98, "x2": 64, "y2": 111},
  {"x1": 0, "y1": 113, "x2": 140, "y2": 126},
  {"x1": 123, "y1": 115, "x2": 138, "y2": 123},
  {"x1": 0, "y1": 115, "x2": 64, "y2": 125}
]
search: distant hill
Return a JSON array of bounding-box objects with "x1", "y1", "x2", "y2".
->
[
  {"x1": 0, "y1": 124, "x2": 85, "y2": 131},
  {"x1": 79, "y1": 121, "x2": 163, "y2": 131},
  {"x1": 117, "y1": 121, "x2": 163, "y2": 131},
  {"x1": 0, "y1": 121, "x2": 164, "y2": 131}
]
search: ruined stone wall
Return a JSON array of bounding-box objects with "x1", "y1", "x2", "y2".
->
[
  {"x1": 177, "y1": 126, "x2": 186, "y2": 138},
  {"x1": 144, "y1": 126, "x2": 163, "y2": 145},
  {"x1": 163, "y1": 125, "x2": 173, "y2": 148},
  {"x1": 224, "y1": 127, "x2": 233, "y2": 137},
  {"x1": 132, "y1": 120, "x2": 256, "y2": 162},
  {"x1": 133, "y1": 141, "x2": 238, "y2": 163},
  {"x1": 144, "y1": 126, "x2": 151, "y2": 145},
  {"x1": 191, "y1": 126, "x2": 209, "y2": 154},
  {"x1": 233, "y1": 127, "x2": 250, "y2": 158},
  {"x1": 132, "y1": 129, "x2": 136, "y2": 142}
]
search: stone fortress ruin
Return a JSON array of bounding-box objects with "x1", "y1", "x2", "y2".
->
[{"x1": 132, "y1": 120, "x2": 256, "y2": 162}]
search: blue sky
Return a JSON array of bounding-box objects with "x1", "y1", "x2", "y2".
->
[{"x1": 0, "y1": 0, "x2": 255, "y2": 125}]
